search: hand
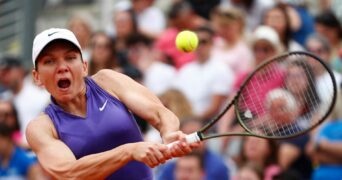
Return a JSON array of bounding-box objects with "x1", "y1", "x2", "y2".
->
[
  {"x1": 162, "y1": 131, "x2": 201, "y2": 157},
  {"x1": 129, "y1": 142, "x2": 172, "y2": 168}
]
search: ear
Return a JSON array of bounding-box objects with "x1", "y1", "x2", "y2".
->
[
  {"x1": 32, "y1": 69, "x2": 44, "y2": 87},
  {"x1": 82, "y1": 61, "x2": 88, "y2": 77}
]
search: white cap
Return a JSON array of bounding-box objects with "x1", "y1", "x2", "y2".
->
[
  {"x1": 32, "y1": 28, "x2": 81, "y2": 67},
  {"x1": 251, "y1": 25, "x2": 283, "y2": 53}
]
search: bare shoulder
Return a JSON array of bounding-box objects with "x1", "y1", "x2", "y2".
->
[
  {"x1": 26, "y1": 113, "x2": 57, "y2": 150},
  {"x1": 91, "y1": 69, "x2": 136, "y2": 98}
]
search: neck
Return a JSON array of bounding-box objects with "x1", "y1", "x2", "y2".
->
[
  {"x1": 0, "y1": 140, "x2": 14, "y2": 167},
  {"x1": 55, "y1": 84, "x2": 87, "y2": 117}
]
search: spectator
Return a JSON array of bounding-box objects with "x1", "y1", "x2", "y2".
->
[
  {"x1": 285, "y1": 60, "x2": 321, "y2": 128},
  {"x1": 218, "y1": 25, "x2": 284, "y2": 157},
  {"x1": 235, "y1": 162, "x2": 264, "y2": 180},
  {"x1": 211, "y1": 6, "x2": 254, "y2": 77},
  {"x1": 111, "y1": 9, "x2": 142, "y2": 80},
  {"x1": 314, "y1": 9, "x2": 342, "y2": 61},
  {"x1": 130, "y1": 0, "x2": 166, "y2": 39},
  {"x1": 263, "y1": 3, "x2": 304, "y2": 51},
  {"x1": 305, "y1": 33, "x2": 342, "y2": 107},
  {"x1": 306, "y1": 84, "x2": 342, "y2": 180},
  {"x1": 174, "y1": 151, "x2": 205, "y2": 180},
  {"x1": 88, "y1": 31, "x2": 118, "y2": 76},
  {"x1": 264, "y1": 89, "x2": 313, "y2": 179},
  {"x1": 0, "y1": 100, "x2": 21, "y2": 146},
  {"x1": 145, "y1": 89, "x2": 193, "y2": 143},
  {"x1": 235, "y1": 136, "x2": 280, "y2": 180},
  {"x1": 172, "y1": 25, "x2": 235, "y2": 122},
  {"x1": 220, "y1": 0, "x2": 275, "y2": 32},
  {"x1": 67, "y1": 12, "x2": 95, "y2": 62},
  {"x1": 0, "y1": 122, "x2": 46, "y2": 179},
  {"x1": 155, "y1": 1, "x2": 206, "y2": 69},
  {"x1": 126, "y1": 33, "x2": 176, "y2": 96},
  {"x1": 0, "y1": 56, "x2": 50, "y2": 148},
  {"x1": 156, "y1": 118, "x2": 230, "y2": 180}
]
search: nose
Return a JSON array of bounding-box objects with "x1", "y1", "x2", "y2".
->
[{"x1": 56, "y1": 61, "x2": 69, "y2": 74}]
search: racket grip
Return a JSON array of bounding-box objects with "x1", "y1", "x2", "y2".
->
[{"x1": 167, "y1": 132, "x2": 201, "y2": 148}]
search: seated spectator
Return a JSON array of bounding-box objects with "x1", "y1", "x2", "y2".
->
[
  {"x1": 262, "y1": 3, "x2": 304, "y2": 51},
  {"x1": 0, "y1": 55, "x2": 50, "y2": 148},
  {"x1": 174, "y1": 151, "x2": 205, "y2": 180},
  {"x1": 172, "y1": 25, "x2": 234, "y2": 122},
  {"x1": 88, "y1": 31, "x2": 118, "y2": 76},
  {"x1": 67, "y1": 12, "x2": 95, "y2": 62},
  {"x1": 0, "y1": 100, "x2": 21, "y2": 146},
  {"x1": 126, "y1": 33, "x2": 176, "y2": 95},
  {"x1": 211, "y1": 6, "x2": 254, "y2": 77},
  {"x1": 155, "y1": 1, "x2": 206, "y2": 69},
  {"x1": 235, "y1": 136, "x2": 280, "y2": 180},
  {"x1": 314, "y1": 10, "x2": 342, "y2": 61},
  {"x1": 0, "y1": 122, "x2": 46, "y2": 179},
  {"x1": 235, "y1": 162, "x2": 264, "y2": 180},
  {"x1": 156, "y1": 117, "x2": 230, "y2": 180}
]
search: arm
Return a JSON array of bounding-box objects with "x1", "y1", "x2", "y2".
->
[
  {"x1": 278, "y1": 143, "x2": 300, "y2": 169},
  {"x1": 26, "y1": 115, "x2": 171, "y2": 179},
  {"x1": 314, "y1": 140, "x2": 342, "y2": 163},
  {"x1": 92, "y1": 69, "x2": 181, "y2": 143}
]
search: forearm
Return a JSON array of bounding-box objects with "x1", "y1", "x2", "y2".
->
[
  {"x1": 154, "y1": 107, "x2": 180, "y2": 140},
  {"x1": 315, "y1": 151, "x2": 342, "y2": 164},
  {"x1": 44, "y1": 144, "x2": 133, "y2": 179},
  {"x1": 318, "y1": 141, "x2": 342, "y2": 160}
]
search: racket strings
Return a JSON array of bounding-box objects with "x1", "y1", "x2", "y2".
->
[{"x1": 236, "y1": 53, "x2": 334, "y2": 138}]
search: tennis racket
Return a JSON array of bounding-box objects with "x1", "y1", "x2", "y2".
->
[{"x1": 168, "y1": 51, "x2": 337, "y2": 147}]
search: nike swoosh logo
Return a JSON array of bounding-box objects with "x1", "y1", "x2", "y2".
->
[
  {"x1": 99, "y1": 99, "x2": 108, "y2": 111},
  {"x1": 48, "y1": 31, "x2": 58, "y2": 36}
]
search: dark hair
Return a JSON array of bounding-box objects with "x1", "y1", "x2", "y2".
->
[
  {"x1": 0, "y1": 122, "x2": 13, "y2": 138},
  {"x1": 195, "y1": 25, "x2": 215, "y2": 37},
  {"x1": 0, "y1": 55, "x2": 23, "y2": 69},
  {"x1": 126, "y1": 33, "x2": 153, "y2": 48},
  {"x1": 88, "y1": 31, "x2": 116, "y2": 75},
  {"x1": 168, "y1": 1, "x2": 193, "y2": 19},
  {"x1": 287, "y1": 60, "x2": 321, "y2": 112},
  {"x1": 239, "y1": 137, "x2": 279, "y2": 167},
  {"x1": 264, "y1": 3, "x2": 293, "y2": 50},
  {"x1": 315, "y1": 10, "x2": 342, "y2": 38}
]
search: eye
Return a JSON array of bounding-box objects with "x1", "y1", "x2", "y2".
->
[
  {"x1": 42, "y1": 58, "x2": 54, "y2": 65},
  {"x1": 65, "y1": 55, "x2": 77, "y2": 61}
]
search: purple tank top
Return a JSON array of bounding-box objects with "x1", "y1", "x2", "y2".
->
[{"x1": 44, "y1": 77, "x2": 152, "y2": 180}]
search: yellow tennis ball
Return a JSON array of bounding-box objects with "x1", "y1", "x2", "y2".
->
[{"x1": 175, "y1": 30, "x2": 199, "y2": 52}]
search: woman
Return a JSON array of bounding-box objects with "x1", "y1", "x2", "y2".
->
[
  {"x1": 263, "y1": 3, "x2": 304, "y2": 51},
  {"x1": 88, "y1": 32, "x2": 117, "y2": 76},
  {"x1": 27, "y1": 28, "x2": 196, "y2": 179}
]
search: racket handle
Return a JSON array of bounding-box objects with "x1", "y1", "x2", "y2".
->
[{"x1": 167, "y1": 132, "x2": 201, "y2": 148}]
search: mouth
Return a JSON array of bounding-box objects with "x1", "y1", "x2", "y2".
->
[{"x1": 57, "y1": 78, "x2": 71, "y2": 90}]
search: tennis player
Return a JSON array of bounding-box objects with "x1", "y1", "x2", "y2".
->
[{"x1": 26, "y1": 28, "x2": 196, "y2": 180}]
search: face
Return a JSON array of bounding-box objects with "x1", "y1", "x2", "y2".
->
[
  {"x1": 253, "y1": 40, "x2": 277, "y2": 65},
  {"x1": 315, "y1": 23, "x2": 340, "y2": 45},
  {"x1": 0, "y1": 67, "x2": 24, "y2": 89},
  {"x1": 91, "y1": 34, "x2": 113, "y2": 63},
  {"x1": 33, "y1": 41, "x2": 88, "y2": 102},
  {"x1": 243, "y1": 137, "x2": 270, "y2": 163},
  {"x1": 196, "y1": 31, "x2": 213, "y2": 62},
  {"x1": 69, "y1": 19, "x2": 91, "y2": 44},
  {"x1": 175, "y1": 156, "x2": 204, "y2": 180},
  {"x1": 268, "y1": 98, "x2": 294, "y2": 123},
  {"x1": 286, "y1": 65, "x2": 309, "y2": 95},
  {"x1": 0, "y1": 101, "x2": 17, "y2": 129},
  {"x1": 264, "y1": 8, "x2": 286, "y2": 37},
  {"x1": 213, "y1": 16, "x2": 241, "y2": 42},
  {"x1": 114, "y1": 11, "x2": 134, "y2": 38},
  {"x1": 306, "y1": 38, "x2": 330, "y2": 74}
]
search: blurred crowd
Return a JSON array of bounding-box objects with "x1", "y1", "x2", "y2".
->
[{"x1": 1, "y1": 0, "x2": 342, "y2": 179}]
